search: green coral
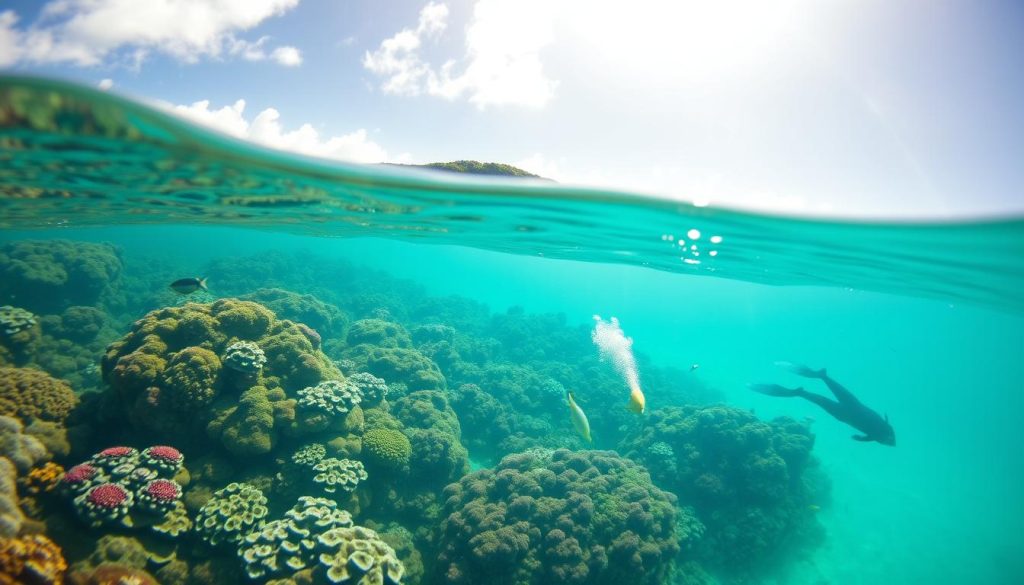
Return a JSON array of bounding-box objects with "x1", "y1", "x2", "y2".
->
[
  {"x1": 346, "y1": 319, "x2": 411, "y2": 349},
  {"x1": 240, "y1": 288, "x2": 349, "y2": 338},
  {"x1": 0, "y1": 240, "x2": 123, "y2": 314},
  {"x1": 238, "y1": 496, "x2": 354, "y2": 580},
  {"x1": 361, "y1": 428, "x2": 411, "y2": 472},
  {"x1": 0, "y1": 306, "x2": 40, "y2": 366},
  {"x1": 619, "y1": 405, "x2": 826, "y2": 578},
  {"x1": 312, "y1": 458, "x2": 367, "y2": 495},
  {"x1": 313, "y1": 525, "x2": 405, "y2": 585},
  {"x1": 194, "y1": 482, "x2": 269, "y2": 548},
  {"x1": 207, "y1": 385, "x2": 280, "y2": 456},
  {"x1": 436, "y1": 449, "x2": 680, "y2": 585},
  {"x1": 99, "y1": 299, "x2": 341, "y2": 450}
]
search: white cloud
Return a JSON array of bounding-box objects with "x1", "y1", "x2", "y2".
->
[
  {"x1": 170, "y1": 99, "x2": 398, "y2": 164},
  {"x1": 0, "y1": 0, "x2": 301, "y2": 68},
  {"x1": 364, "y1": 1, "x2": 557, "y2": 109},
  {"x1": 97, "y1": 78, "x2": 113, "y2": 90},
  {"x1": 270, "y1": 46, "x2": 302, "y2": 66}
]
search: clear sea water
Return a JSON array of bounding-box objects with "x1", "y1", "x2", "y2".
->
[{"x1": 1, "y1": 76, "x2": 1022, "y2": 584}]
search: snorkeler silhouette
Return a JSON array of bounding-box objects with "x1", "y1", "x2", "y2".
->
[{"x1": 750, "y1": 362, "x2": 896, "y2": 446}]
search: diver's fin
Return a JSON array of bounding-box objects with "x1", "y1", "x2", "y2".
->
[
  {"x1": 748, "y1": 383, "x2": 803, "y2": 397},
  {"x1": 774, "y1": 361, "x2": 825, "y2": 379}
]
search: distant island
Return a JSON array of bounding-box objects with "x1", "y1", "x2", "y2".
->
[{"x1": 386, "y1": 160, "x2": 550, "y2": 180}]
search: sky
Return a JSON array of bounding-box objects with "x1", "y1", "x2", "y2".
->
[{"x1": 1, "y1": 0, "x2": 1022, "y2": 219}]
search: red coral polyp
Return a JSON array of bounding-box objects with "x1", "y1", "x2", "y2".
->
[
  {"x1": 63, "y1": 463, "x2": 98, "y2": 484},
  {"x1": 144, "y1": 479, "x2": 181, "y2": 502},
  {"x1": 98, "y1": 446, "x2": 137, "y2": 458},
  {"x1": 86, "y1": 483, "x2": 130, "y2": 508},
  {"x1": 145, "y1": 445, "x2": 182, "y2": 462}
]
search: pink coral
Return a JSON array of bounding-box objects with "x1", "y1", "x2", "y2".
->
[
  {"x1": 144, "y1": 479, "x2": 181, "y2": 502},
  {"x1": 98, "y1": 446, "x2": 135, "y2": 458},
  {"x1": 145, "y1": 445, "x2": 182, "y2": 462},
  {"x1": 86, "y1": 483, "x2": 129, "y2": 509},
  {"x1": 62, "y1": 463, "x2": 98, "y2": 485}
]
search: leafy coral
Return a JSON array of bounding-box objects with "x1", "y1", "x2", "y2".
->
[{"x1": 194, "y1": 482, "x2": 269, "y2": 549}]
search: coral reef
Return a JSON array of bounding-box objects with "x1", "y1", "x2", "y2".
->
[
  {"x1": 437, "y1": 449, "x2": 680, "y2": 585},
  {"x1": 0, "y1": 240, "x2": 123, "y2": 314},
  {"x1": 0, "y1": 533, "x2": 67, "y2": 585},
  {"x1": 619, "y1": 405, "x2": 827, "y2": 578},
  {"x1": 99, "y1": 299, "x2": 341, "y2": 452},
  {"x1": 194, "y1": 483, "x2": 269, "y2": 548},
  {"x1": 240, "y1": 288, "x2": 349, "y2": 339},
  {"x1": 0, "y1": 367, "x2": 78, "y2": 425}
]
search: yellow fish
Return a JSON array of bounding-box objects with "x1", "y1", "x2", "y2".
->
[
  {"x1": 626, "y1": 381, "x2": 646, "y2": 414},
  {"x1": 566, "y1": 390, "x2": 592, "y2": 443}
]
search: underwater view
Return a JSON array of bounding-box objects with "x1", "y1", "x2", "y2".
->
[
  {"x1": 1, "y1": 3, "x2": 1024, "y2": 584},
  {"x1": 0, "y1": 76, "x2": 1021, "y2": 585}
]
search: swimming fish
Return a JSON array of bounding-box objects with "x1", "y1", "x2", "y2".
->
[
  {"x1": 566, "y1": 390, "x2": 592, "y2": 443},
  {"x1": 170, "y1": 277, "x2": 208, "y2": 295},
  {"x1": 689, "y1": 363, "x2": 700, "y2": 372},
  {"x1": 626, "y1": 381, "x2": 646, "y2": 414},
  {"x1": 750, "y1": 362, "x2": 895, "y2": 446}
]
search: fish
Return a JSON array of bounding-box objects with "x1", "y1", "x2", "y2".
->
[
  {"x1": 689, "y1": 363, "x2": 700, "y2": 372},
  {"x1": 566, "y1": 390, "x2": 592, "y2": 443},
  {"x1": 169, "y1": 277, "x2": 209, "y2": 295},
  {"x1": 626, "y1": 381, "x2": 646, "y2": 414}
]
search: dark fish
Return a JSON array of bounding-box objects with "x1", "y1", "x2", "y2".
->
[{"x1": 170, "y1": 277, "x2": 208, "y2": 295}]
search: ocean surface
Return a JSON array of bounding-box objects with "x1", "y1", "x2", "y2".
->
[{"x1": 1, "y1": 76, "x2": 1022, "y2": 585}]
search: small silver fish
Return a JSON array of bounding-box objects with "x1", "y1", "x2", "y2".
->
[{"x1": 170, "y1": 277, "x2": 209, "y2": 295}]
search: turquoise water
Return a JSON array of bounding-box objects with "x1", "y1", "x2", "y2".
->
[{"x1": 1, "y1": 77, "x2": 1022, "y2": 584}]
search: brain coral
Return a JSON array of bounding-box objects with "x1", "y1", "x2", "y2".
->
[
  {"x1": 619, "y1": 405, "x2": 826, "y2": 577},
  {"x1": 437, "y1": 449, "x2": 680, "y2": 585},
  {"x1": 100, "y1": 299, "x2": 341, "y2": 450},
  {"x1": 361, "y1": 428, "x2": 411, "y2": 472},
  {"x1": 0, "y1": 367, "x2": 78, "y2": 425}
]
